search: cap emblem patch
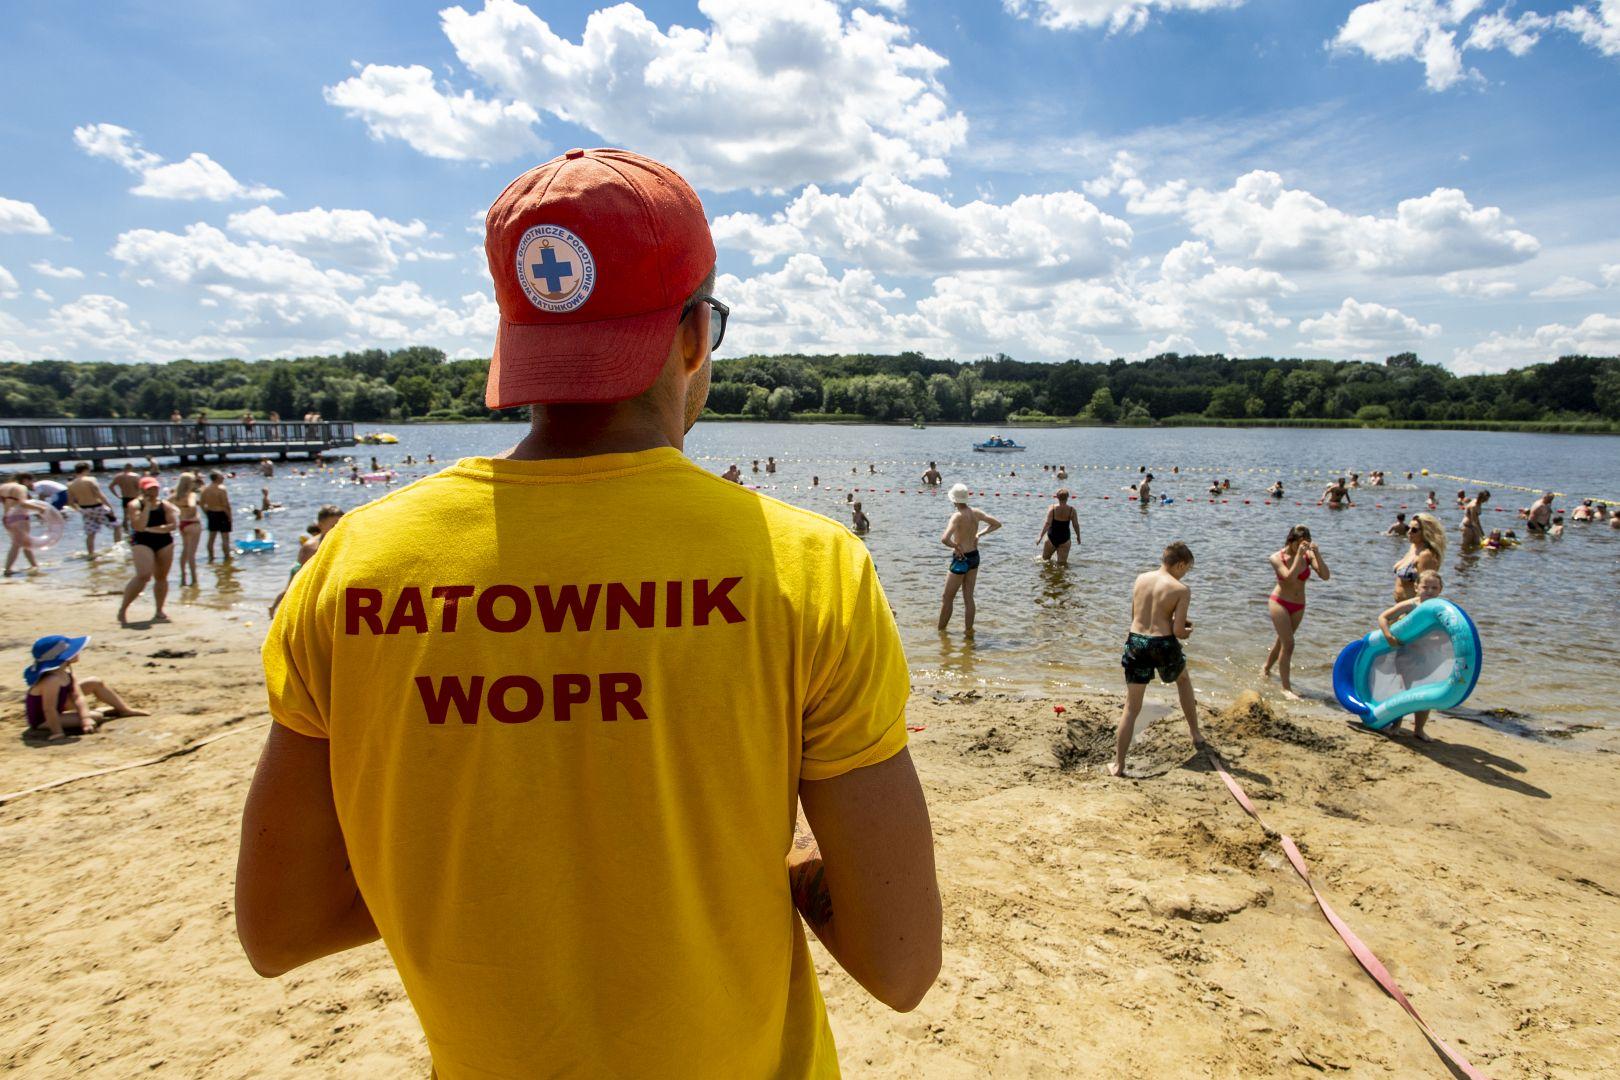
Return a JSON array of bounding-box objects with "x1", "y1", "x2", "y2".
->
[{"x1": 516, "y1": 225, "x2": 595, "y2": 313}]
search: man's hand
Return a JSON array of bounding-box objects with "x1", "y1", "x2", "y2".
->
[{"x1": 787, "y1": 803, "x2": 831, "y2": 934}]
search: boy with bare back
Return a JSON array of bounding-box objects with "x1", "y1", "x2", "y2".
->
[
  {"x1": 938, "y1": 482, "x2": 1000, "y2": 633},
  {"x1": 1111, "y1": 541, "x2": 1203, "y2": 777}
]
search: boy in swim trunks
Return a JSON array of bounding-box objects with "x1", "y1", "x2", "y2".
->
[
  {"x1": 201, "y1": 471, "x2": 234, "y2": 563},
  {"x1": 67, "y1": 462, "x2": 121, "y2": 555},
  {"x1": 1110, "y1": 542, "x2": 1203, "y2": 777},
  {"x1": 938, "y1": 482, "x2": 1001, "y2": 633}
]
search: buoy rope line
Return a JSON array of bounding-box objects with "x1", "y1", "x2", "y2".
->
[{"x1": 0, "y1": 721, "x2": 267, "y2": 806}]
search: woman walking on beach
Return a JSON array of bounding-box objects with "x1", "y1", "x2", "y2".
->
[
  {"x1": 119, "y1": 477, "x2": 176, "y2": 624},
  {"x1": 1460, "y1": 490, "x2": 1490, "y2": 550},
  {"x1": 1393, "y1": 513, "x2": 1445, "y2": 602},
  {"x1": 1036, "y1": 488, "x2": 1078, "y2": 564},
  {"x1": 173, "y1": 472, "x2": 204, "y2": 587},
  {"x1": 1263, "y1": 525, "x2": 1330, "y2": 700}
]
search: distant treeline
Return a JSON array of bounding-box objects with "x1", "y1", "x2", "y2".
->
[{"x1": 2, "y1": 347, "x2": 1618, "y2": 430}]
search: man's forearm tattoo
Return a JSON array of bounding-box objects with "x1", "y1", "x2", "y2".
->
[{"x1": 790, "y1": 859, "x2": 833, "y2": 935}]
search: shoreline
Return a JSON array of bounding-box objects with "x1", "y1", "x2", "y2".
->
[{"x1": 2, "y1": 578, "x2": 1617, "y2": 1076}]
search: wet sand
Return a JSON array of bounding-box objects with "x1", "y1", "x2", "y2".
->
[{"x1": 1, "y1": 579, "x2": 1616, "y2": 1077}]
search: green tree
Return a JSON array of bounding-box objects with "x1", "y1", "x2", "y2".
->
[
  {"x1": 262, "y1": 365, "x2": 301, "y2": 417},
  {"x1": 742, "y1": 385, "x2": 771, "y2": 418},
  {"x1": 1205, "y1": 384, "x2": 1248, "y2": 419},
  {"x1": 766, "y1": 386, "x2": 796, "y2": 419},
  {"x1": 395, "y1": 374, "x2": 436, "y2": 417},
  {"x1": 1083, "y1": 386, "x2": 1118, "y2": 423}
]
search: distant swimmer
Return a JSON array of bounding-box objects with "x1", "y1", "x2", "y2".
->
[
  {"x1": 1525, "y1": 492, "x2": 1554, "y2": 535},
  {"x1": 1550, "y1": 515, "x2": 1565, "y2": 539},
  {"x1": 1137, "y1": 474, "x2": 1153, "y2": 504},
  {"x1": 851, "y1": 501, "x2": 870, "y2": 536},
  {"x1": 1610, "y1": 511, "x2": 1619, "y2": 530},
  {"x1": 1109, "y1": 541, "x2": 1203, "y2": 778},
  {"x1": 1455, "y1": 489, "x2": 1467, "y2": 508},
  {"x1": 1267, "y1": 481, "x2": 1285, "y2": 500},
  {"x1": 938, "y1": 482, "x2": 1001, "y2": 634},
  {"x1": 1348, "y1": 473, "x2": 1361, "y2": 489},
  {"x1": 1427, "y1": 490, "x2": 1439, "y2": 510},
  {"x1": 1322, "y1": 477, "x2": 1352, "y2": 508},
  {"x1": 1384, "y1": 512, "x2": 1408, "y2": 536},
  {"x1": 1056, "y1": 466, "x2": 1068, "y2": 481},
  {"x1": 1571, "y1": 500, "x2": 1593, "y2": 522},
  {"x1": 811, "y1": 475, "x2": 818, "y2": 487},
  {"x1": 1208, "y1": 481, "x2": 1222, "y2": 496},
  {"x1": 1037, "y1": 488, "x2": 1078, "y2": 564},
  {"x1": 751, "y1": 459, "x2": 759, "y2": 473},
  {"x1": 765, "y1": 456, "x2": 776, "y2": 474},
  {"x1": 721, "y1": 464, "x2": 742, "y2": 484},
  {"x1": 868, "y1": 463, "x2": 876, "y2": 475},
  {"x1": 1461, "y1": 490, "x2": 1491, "y2": 549},
  {"x1": 921, "y1": 461, "x2": 942, "y2": 485},
  {"x1": 1264, "y1": 525, "x2": 1330, "y2": 701}
]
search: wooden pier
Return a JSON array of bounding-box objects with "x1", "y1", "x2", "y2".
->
[{"x1": 0, "y1": 420, "x2": 357, "y2": 472}]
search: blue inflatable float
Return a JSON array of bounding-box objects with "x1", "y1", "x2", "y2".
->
[
  {"x1": 1333, "y1": 599, "x2": 1482, "y2": 730},
  {"x1": 235, "y1": 537, "x2": 277, "y2": 553}
]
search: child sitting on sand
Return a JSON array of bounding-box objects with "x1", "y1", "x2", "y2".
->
[
  {"x1": 1110, "y1": 542, "x2": 1203, "y2": 778},
  {"x1": 24, "y1": 635, "x2": 147, "y2": 741},
  {"x1": 1376, "y1": 571, "x2": 1444, "y2": 740}
]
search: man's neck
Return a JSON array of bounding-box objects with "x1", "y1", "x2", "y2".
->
[{"x1": 499, "y1": 406, "x2": 681, "y2": 461}]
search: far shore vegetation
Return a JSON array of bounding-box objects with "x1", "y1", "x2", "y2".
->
[{"x1": 3, "y1": 348, "x2": 1617, "y2": 434}]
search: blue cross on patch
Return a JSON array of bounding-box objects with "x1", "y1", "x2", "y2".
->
[{"x1": 532, "y1": 246, "x2": 575, "y2": 293}]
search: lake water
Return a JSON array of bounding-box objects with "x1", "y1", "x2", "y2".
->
[{"x1": 26, "y1": 421, "x2": 1620, "y2": 738}]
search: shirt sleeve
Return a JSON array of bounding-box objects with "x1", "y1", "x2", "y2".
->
[
  {"x1": 800, "y1": 541, "x2": 910, "y2": 782},
  {"x1": 260, "y1": 541, "x2": 335, "y2": 739}
]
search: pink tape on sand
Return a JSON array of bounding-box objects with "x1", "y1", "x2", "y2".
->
[{"x1": 1206, "y1": 748, "x2": 1490, "y2": 1080}]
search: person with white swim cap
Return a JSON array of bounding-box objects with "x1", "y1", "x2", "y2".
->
[{"x1": 938, "y1": 481, "x2": 1000, "y2": 633}]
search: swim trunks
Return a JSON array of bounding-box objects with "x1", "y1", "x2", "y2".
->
[
  {"x1": 80, "y1": 504, "x2": 116, "y2": 537},
  {"x1": 1525, "y1": 519, "x2": 1547, "y2": 535},
  {"x1": 949, "y1": 549, "x2": 981, "y2": 575},
  {"x1": 206, "y1": 509, "x2": 232, "y2": 533},
  {"x1": 1121, "y1": 632, "x2": 1185, "y2": 684}
]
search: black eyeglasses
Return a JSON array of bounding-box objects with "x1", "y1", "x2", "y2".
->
[{"x1": 679, "y1": 295, "x2": 729, "y2": 352}]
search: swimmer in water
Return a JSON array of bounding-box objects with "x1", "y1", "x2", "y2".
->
[
  {"x1": 1384, "y1": 512, "x2": 1408, "y2": 536},
  {"x1": 1524, "y1": 492, "x2": 1554, "y2": 535},
  {"x1": 811, "y1": 475, "x2": 818, "y2": 487},
  {"x1": 1137, "y1": 474, "x2": 1153, "y2": 504},
  {"x1": 938, "y1": 482, "x2": 1001, "y2": 634},
  {"x1": 751, "y1": 459, "x2": 759, "y2": 473},
  {"x1": 765, "y1": 456, "x2": 776, "y2": 474},
  {"x1": 850, "y1": 501, "x2": 869, "y2": 536},
  {"x1": 1208, "y1": 480, "x2": 1223, "y2": 496},
  {"x1": 1550, "y1": 515, "x2": 1565, "y2": 539},
  {"x1": 921, "y1": 461, "x2": 942, "y2": 486},
  {"x1": 1055, "y1": 466, "x2": 1068, "y2": 481},
  {"x1": 1455, "y1": 490, "x2": 1468, "y2": 508},
  {"x1": 1322, "y1": 478, "x2": 1352, "y2": 508},
  {"x1": 1378, "y1": 570, "x2": 1445, "y2": 740},
  {"x1": 720, "y1": 464, "x2": 742, "y2": 484},
  {"x1": 1267, "y1": 481, "x2": 1285, "y2": 500},
  {"x1": 1426, "y1": 491, "x2": 1439, "y2": 510},
  {"x1": 1109, "y1": 541, "x2": 1202, "y2": 777},
  {"x1": 1461, "y1": 490, "x2": 1491, "y2": 549},
  {"x1": 1263, "y1": 525, "x2": 1330, "y2": 700},
  {"x1": 1037, "y1": 488, "x2": 1078, "y2": 564}
]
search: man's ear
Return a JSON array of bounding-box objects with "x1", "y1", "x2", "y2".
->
[{"x1": 680, "y1": 303, "x2": 711, "y2": 376}]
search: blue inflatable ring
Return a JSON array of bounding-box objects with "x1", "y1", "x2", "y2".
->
[
  {"x1": 235, "y1": 538, "x2": 278, "y2": 553},
  {"x1": 1333, "y1": 599, "x2": 1482, "y2": 730}
]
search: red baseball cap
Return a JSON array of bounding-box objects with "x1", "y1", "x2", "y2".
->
[
  {"x1": 483, "y1": 148, "x2": 716, "y2": 409},
  {"x1": 138, "y1": 476, "x2": 160, "y2": 490}
]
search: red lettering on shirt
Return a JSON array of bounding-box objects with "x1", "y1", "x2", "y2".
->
[
  {"x1": 693, "y1": 577, "x2": 746, "y2": 626},
  {"x1": 487, "y1": 675, "x2": 544, "y2": 723},
  {"x1": 552, "y1": 674, "x2": 591, "y2": 722},
  {"x1": 600, "y1": 673, "x2": 648, "y2": 722},
  {"x1": 432, "y1": 585, "x2": 475, "y2": 631},
  {"x1": 345, "y1": 588, "x2": 384, "y2": 635},
  {"x1": 385, "y1": 587, "x2": 428, "y2": 635},
  {"x1": 533, "y1": 583, "x2": 601, "y2": 633},
  {"x1": 605, "y1": 581, "x2": 655, "y2": 630},
  {"x1": 665, "y1": 580, "x2": 683, "y2": 627},
  {"x1": 416, "y1": 675, "x2": 484, "y2": 724},
  {"x1": 477, "y1": 584, "x2": 531, "y2": 633}
]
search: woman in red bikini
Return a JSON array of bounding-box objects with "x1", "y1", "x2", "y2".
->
[{"x1": 1263, "y1": 525, "x2": 1330, "y2": 699}]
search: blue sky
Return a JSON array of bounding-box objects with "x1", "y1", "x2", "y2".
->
[{"x1": 1, "y1": 0, "x2": 1617, "y2": 372}]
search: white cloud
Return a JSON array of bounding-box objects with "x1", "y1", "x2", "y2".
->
[
  {"x1": 1466, "y1": 10, "x2": 1553, "y2": 55},
  {"x1": 31, "y1": 260, "x2": 84, "y2": 280},
  {"x1": 110, "y1": 223, "x2": 364, "y2": 294},
  {"x1": 1003, "y1": 0, "x2": 1246, "y2": 34},
  {"x1": 1454, "y1": 312, "x2": 1620, "y2": 373},
  {"x1": 1557, "y1": 0, "x2": 1620, "y2": 55},
  {"x1": 323, "y1": 63, "x2": 543, "y2": 162},
  {"x1": 73, "y1": 123, "x2": 282, "y2": 201},
  {"x1": 46, "y1": 294, "x2": 149, "y2": 353},
  {"x1": 1179, "y1": 171, "x2": 1538, "y2": 275},
  {"x1": 1438, "y1": 270, "x2": 1518, "y2": 298},
  {"x1": 1298, "y1": 297, "x2": 1441, "y2": 357},
  {"x1": 712, "y1": 174, "x2": 1132, "y2": 282},
  {"x1": 335, "y1": 0, "x2": 968, "y2": 191},
  {"x1": 32, "y1": 289, "x2": 53, "y2": 303},
  {"x1": 0, "y1": 196, "x2": 52, "y2": 235},
  {"x1": 1603, "y1": 263, "x2": 1620, "y2": 287},
  {"x1": 226, "y1": 206, "x2": 428, "y2": 275},
  {"x1": 0, "y1": 265, "x2": 17, "y2": 299},
  {"x1": 1531, "y1": 275, "x2": 1599, "y2": 298}
]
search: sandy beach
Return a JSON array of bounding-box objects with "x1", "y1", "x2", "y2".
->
[{"x1": 2, "y1": 577, "x2": 1616, "y2": 1078}]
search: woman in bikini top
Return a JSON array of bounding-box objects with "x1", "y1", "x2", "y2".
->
[
  {"x1": 1393, "y1": 512, "x2": 1445, "y2": 602},
  {"x1": 1263, "y1": 525, "x2": 1329, "y2": 699}
]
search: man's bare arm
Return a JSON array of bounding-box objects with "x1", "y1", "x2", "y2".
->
[
  {"x1": 791, "y1": 748, "x2": 941, "y2": 1012},
  {"x1": 236, "y1": 722, "x2": 379, "y2": 977}
]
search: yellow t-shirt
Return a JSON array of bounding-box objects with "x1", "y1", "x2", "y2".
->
[{"x1": 262, "y1": 448, "x2": 909, "y2": 1079}]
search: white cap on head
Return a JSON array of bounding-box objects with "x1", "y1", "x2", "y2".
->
[{"x1": 948, "y1": 482, "x2": 972, "y2": 504}]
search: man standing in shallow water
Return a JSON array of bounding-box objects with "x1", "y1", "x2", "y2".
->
[
  {"x1": 938, "y1": 482, "x2": 1000, "y2": 633},
  {"x1": 238, "y1": 148, "x2": 940, "y2": 1080}
]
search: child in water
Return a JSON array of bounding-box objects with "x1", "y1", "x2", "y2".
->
[
  {"x1": 1376, "y1": 571, "x2": 1444, "y2": 740},
  {"x1": 850, "y1": 501, "x2": 870, "y2": 536},
  {"x1": 1385, "y1": 512, "x2": 1408, "y2": 536}
]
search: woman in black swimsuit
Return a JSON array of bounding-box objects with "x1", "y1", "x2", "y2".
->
[
  {"x1": 119, "y1": 478, "x2": 177, "y2": 624},
  {"x1": 1037, "y1": 488, "x2": 1079, "y2": 564}
]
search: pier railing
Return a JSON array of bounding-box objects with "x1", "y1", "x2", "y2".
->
[{"x1": 0, "y1": 420, "x2": 357, "y2": 471}]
